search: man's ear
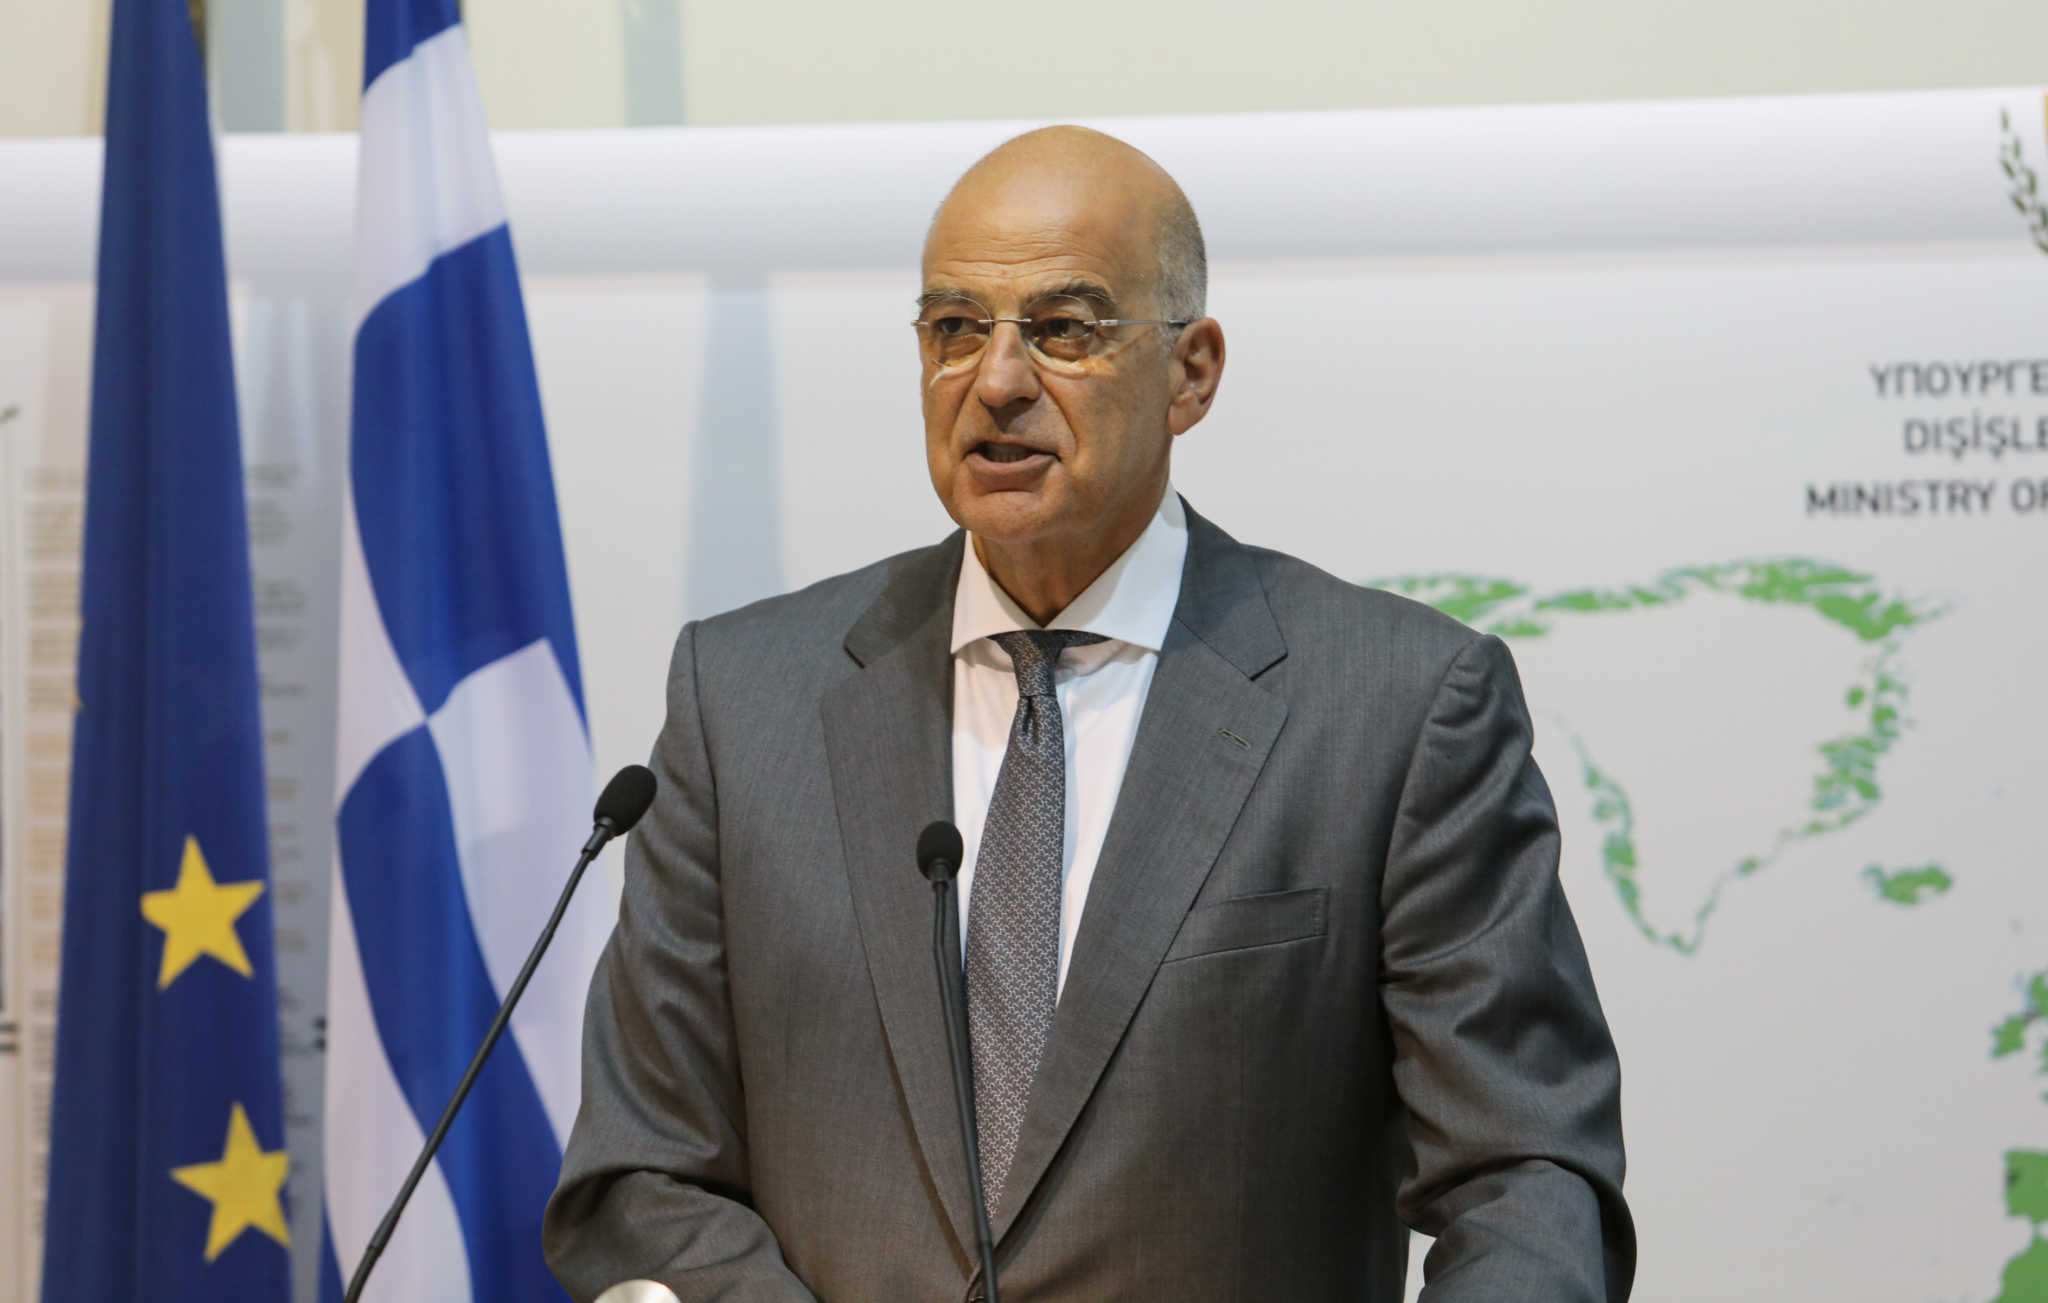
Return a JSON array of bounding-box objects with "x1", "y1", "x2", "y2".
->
[{"x1": 1167, "y1": 317, "x2": 1225, "y2": 437}]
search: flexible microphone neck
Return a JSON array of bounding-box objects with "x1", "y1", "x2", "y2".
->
[
  {"x1": 342, "y1": 764, "x2": 657, "y2": 1303},
  {"x1": 917, "y1": 820, "x2": 1001, "y2": 1303}
]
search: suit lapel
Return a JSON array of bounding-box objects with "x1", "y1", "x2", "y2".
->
[
  {"x1": 820, "y1": 534, "x2": 982, "y2": 1260},
  {"x1": 994, "y1": 506, "x2": 1289, "y2": 1236}
]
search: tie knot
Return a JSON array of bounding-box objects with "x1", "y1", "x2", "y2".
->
[{"x1": 991, "y1": 629, "x2": 1106, "y2": 697}]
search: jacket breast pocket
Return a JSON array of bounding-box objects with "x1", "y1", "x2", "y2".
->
[{"x1": 1161, "y1": 886, "x2": 1328, "y2": 963}]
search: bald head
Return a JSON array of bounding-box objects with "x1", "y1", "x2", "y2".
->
[{"x1": 925, "y1": 126, "x2": 1207, "y2": 322}]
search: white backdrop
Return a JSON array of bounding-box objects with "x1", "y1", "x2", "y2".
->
[{"x1": 4, "y1": 89, "x2": 2047, "y2": 1301}]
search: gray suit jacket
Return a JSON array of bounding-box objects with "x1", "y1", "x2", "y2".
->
[{"x1": 544, "y1": 504, "x2": 1634, "y2": 1301}]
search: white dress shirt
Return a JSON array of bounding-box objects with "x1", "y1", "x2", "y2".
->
[{"x1": 950, "y1": 488, "x2": 1189, "y2": 997}]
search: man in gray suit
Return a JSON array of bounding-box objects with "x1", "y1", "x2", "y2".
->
[{"x1": 545, "y1": 126, "x2": 1633, "y2": 1301}]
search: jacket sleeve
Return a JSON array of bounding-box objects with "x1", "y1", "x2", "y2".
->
[
  {"x1": 1379, "y1": 633, "x2": 1637, "y2": 1302},
  {"x1": 544, "y1": 622, "x2": 816, "y2": 1302}
]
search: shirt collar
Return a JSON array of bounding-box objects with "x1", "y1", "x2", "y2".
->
[{"x1": 950, "y1": 487, "x2": 1189, "y2": 656}]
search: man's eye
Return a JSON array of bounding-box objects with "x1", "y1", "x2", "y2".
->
[
  {"x1": 1034, "y1": 317, "x2": 1089, "y2": 341},
  {"x1": 932, "y1": 315, "x2": 977, "y2": 337}
]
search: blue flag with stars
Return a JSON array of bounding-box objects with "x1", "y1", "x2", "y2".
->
[{"x1": 38, "y1": 0, "x2": 293, "y2": 1299}]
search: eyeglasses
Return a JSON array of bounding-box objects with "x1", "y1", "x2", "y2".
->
[{"x1": 911, "y1": 294, "x2": 1189, "y2": 374}]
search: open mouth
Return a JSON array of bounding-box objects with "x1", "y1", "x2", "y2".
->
[{"x1": 973, "y1": 441, "x2": 1050, "y2": 464}]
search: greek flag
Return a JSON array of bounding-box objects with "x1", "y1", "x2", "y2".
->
[{"x1": 320, "y1": 2, "x2": 607, "y2": 1298}]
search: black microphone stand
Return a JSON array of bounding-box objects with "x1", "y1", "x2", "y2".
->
[
  {"x1": 341, "y1": 770, "x2": 650, "y2": 1303},
  {"x1": 930, "y1": 874, "x2": 1002, "y2": 1303}
]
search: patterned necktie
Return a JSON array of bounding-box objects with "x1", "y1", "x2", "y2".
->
[{"x1": 965, "y1": 628, "x2": 1106, "y2": 1218}]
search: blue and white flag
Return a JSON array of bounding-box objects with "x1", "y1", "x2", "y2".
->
[
  {"x1": 41, "y1": 2, "x2": 292, "y2": 1298},
  {"x1": 320, "y1": 2, "x2": 607, "y2": 1298}
]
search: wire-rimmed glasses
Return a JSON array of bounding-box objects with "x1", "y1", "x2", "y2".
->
[{"x1": 912, "y1": 294, "x2": 1189, "y2": 375}]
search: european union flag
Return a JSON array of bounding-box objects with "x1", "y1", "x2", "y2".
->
[{"x1": 38, "y1": 1, "x2": 292, "y2": 1299}]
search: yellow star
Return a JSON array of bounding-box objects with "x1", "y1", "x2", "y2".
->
[
  {"x1": 169, "y1": 1102, "x2": 291, "y2": 1261},
  {"x1": 139, "y1": 837, "x2": 265, "y2": 989}
]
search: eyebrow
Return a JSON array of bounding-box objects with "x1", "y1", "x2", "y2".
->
[
  {"x1": 1030, "y1": 280, "x2": 1117, "y2": 312},
  {"x1": 914, "y1": 280, "x2": 1121, "y2": 315}
]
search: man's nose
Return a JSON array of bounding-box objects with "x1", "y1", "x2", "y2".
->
[{"x1": 974, "y1": 321, "x2": 1041, "y2": 411}]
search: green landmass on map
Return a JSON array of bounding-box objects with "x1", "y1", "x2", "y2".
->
[
  {"x1": 1994, "y1": 971, "x2": 2048, "y2": 1093},
  {"x1": 1864, "y1": 864, "x2": 1953, "y2": 906},
  {"x1": 1369, "y1": 559, "x2": 1942, "y2": 954},
  {"x1": 1993, "y1": 1149, "x2": 2048, "y2": 1302},
  {"x1": 1992, "y1": 1012, "x2": 2048, "y2": 1300},
  {"x1": 1373, "y1": 557, "x2": 2048, "y2": 1299},
  {"x1": 1990, "y1": 969, "x2": 2048, "y2": 1297}
]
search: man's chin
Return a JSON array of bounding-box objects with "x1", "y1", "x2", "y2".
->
[
  {"x1": 944, "y1": 473, "x2": 1068, "y2": 540},
  {"x1": 958, "y1": 509, "x2": 1074, "y2": 555}
]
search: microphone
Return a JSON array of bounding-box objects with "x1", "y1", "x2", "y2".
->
[
  {"x1": 342, "y1": 764, "x2": 659, "y2": 1303},
  {"x1": 917, "y1": 820, "x2": 1001, "y2": 1303},
  {"x1": 588, "y1": 763, "x2": 658, "y2": 852}
]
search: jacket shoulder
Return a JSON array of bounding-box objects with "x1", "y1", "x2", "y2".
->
[
  {"x1": 1240, "y1": 543, "x2": 1488, "y2": 667},
  {"x1": 680, "y1": 537, "x2": 956, "y2": 692},
  {"x1": 694, "y1": 550, "x2": 899, "y2": 648}
]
